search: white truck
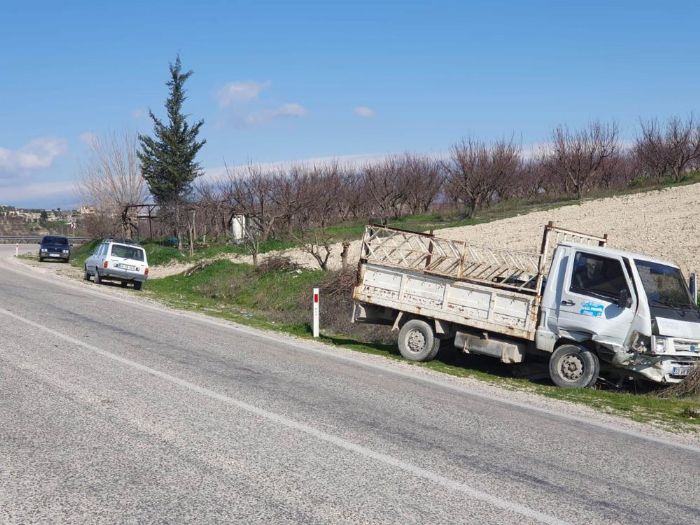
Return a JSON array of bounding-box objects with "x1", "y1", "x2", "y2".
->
[{"x1": 352, "y1": 223, "x2": 700, "y2": 387}]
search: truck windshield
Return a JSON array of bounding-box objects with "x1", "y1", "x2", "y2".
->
[{"x1": 634, "y1": 260, "x2": 694, "y2": 309}]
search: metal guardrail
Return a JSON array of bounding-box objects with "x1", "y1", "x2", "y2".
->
[{"x1": 0, "y1": 236, "x2": 92, "y2": 244}]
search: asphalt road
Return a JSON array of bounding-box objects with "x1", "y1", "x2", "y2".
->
[{"x1": 1, "y1": 249, "x2": 698, "y2": 524}]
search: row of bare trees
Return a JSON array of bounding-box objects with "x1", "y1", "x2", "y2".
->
[
  {"x1": 77, "y1": 114, "x2": 700, "y2": 256},
  {"x1": 219, "y1": 155, "x2": 445, "y2": 244}
]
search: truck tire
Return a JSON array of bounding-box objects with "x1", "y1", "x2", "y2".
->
[
  {"x1": 549, "y1": 344, "x2": 599, "y2": 388},
  {"x1": 398, "y1": 319, "x2": 437, "y2": 362},
  {"x1": 427, "y1": 338, "x2": 442, "y2": 360}
]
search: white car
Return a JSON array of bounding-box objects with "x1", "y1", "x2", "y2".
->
[{"x1": 84, "y1": 239, "x2": 149, "y2": 290}]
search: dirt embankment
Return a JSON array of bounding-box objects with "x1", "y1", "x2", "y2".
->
[{"x1": 437, "y1": 185, "x2": 700, "y2": 275}]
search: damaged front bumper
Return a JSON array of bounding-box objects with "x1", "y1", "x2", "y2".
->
[
  {"x1": 624, "y1": 354, "x2": 698, "y2": 383},
  {"x1": 597, "y1": 335, "x2": 699, "y2": 383}
]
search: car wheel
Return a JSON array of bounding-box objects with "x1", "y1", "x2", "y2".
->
[
  {"x1": 94, "y1": 270, "x2": 102, "y2": 285},
  {"x1": 397, "y1": 319, "x2": 437, "y2": 362},
  {"x1": 134, "y1": 281, "x2": 143, "y2": 291},
  {"x1": 39, "y1": 257, "x2": 44, "y2": 262},
  {"x1": 83, "y1": 266, "x2": 90, "y2": 281},
  {"x1": 549, "y1": 344, "x2": 600, "y2": 388}
]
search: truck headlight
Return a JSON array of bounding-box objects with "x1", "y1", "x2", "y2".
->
[
  {"x1": 652, "y1": 336, "x2": 669, "y2": 354},
  {"x1": 630, "y1": 331, "x2": 650, "y2": 353}
]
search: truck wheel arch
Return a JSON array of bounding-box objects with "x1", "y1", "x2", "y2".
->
[{"x1": 391, "y1": 311, "x2": 452, "y2": 338}]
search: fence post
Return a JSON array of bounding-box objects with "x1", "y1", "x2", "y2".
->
[{"x1": 312, "y1": 287, "x2": 320, "y2": 338}]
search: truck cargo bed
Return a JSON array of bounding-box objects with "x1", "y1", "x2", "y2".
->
[
  {"x1": 352, "y1": 224, "x2": 608, "y2": 341},
  {"x1": 353, "y1": 263, "x2": 538, "y2": 340}
]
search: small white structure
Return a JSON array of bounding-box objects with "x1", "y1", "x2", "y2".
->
[
  {"x1": 312, "y1": 288, "x2": 320, "y2": 338},
  {"x1": 231, "y1": 215, "x2": 246, "y2": 242}
]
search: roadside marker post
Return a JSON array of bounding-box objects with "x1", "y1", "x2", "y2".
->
[
  {"x1": 15, "y1": 244, "x2": 18, "y2": 257},
  {"x1": 312, "y1": 288, "x2": 320, "y2": 338}
]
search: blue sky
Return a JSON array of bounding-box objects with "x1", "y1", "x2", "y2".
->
[{"x1": 1, "y1": 0, "x2": 698, "y2": 208}]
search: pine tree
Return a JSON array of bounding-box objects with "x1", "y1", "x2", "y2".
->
[{"x1": 138, "y1": 56, "x2": 205, "y2": 247}]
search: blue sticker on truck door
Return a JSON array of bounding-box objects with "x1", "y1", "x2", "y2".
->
[{"x1": 580, "y1": 302, "x2": 604, "y2": 317}]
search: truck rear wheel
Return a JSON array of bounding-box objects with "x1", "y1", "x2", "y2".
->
[
  {"x1": 398, "y1": 319, "x2": 438, "y2": 362},
  {"x1": 549, "y1": 344, "x2": 599, "y2": 388}
]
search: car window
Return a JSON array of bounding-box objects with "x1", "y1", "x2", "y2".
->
[
  {"x1": 110, "y1": 244, "x2": 145, "y2": 261},
  {"x1": 43, "y1": 236, "x2": 68, "y2": 244},
  {"x1": 570, "y1": 252, "x2": 630, "y2": 302}
]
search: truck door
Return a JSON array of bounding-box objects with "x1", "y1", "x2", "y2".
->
[{"x1": 556, "y1": 250, "x2": 636, "y2": 345}]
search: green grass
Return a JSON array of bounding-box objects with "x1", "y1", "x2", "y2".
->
[
  {"x1": 70, "y1": 239, "x2": 100, "y2": 268},
  {"x1": 146, "y1": 260, "x2": 323, "y2": 331},
  {"x1": 142, "y1": 260, "x2": 700, "y2": 433}
]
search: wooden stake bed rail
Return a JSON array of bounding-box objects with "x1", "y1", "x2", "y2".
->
[{"x1": 360, "y1": 222, "x2": 608, "y2": 295}]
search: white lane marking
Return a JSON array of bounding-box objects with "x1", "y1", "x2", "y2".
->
[
  {"x1": 0, "y1": 306, "x2": 568, "y2": 525},
  {"x1": 3, "y1": 256, "x2": 700, "y2": 454}
]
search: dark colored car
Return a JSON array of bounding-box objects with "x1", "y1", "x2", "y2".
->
[{"x1": 39, "y1": 235, "x2": 71, "y2": 262}]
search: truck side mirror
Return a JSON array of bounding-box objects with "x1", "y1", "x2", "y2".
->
[
  {"x1": 617, "y1": 289, "x2": 632, "y2": 309},
  {"x1": 690, "y1": 273, "x2": 698, "y2": 305}
]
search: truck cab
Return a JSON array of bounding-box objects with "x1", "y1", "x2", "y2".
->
[{"x1": 538, "y1": 243, "x2": 700, "y2": 384}]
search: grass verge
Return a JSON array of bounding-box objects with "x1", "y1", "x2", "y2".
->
[{"x1": 143, "y1": 261, "x2": 700, "y2": 434}]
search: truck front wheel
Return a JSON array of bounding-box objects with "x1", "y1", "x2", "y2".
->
[
  {"x1": 398, "y1": 319, "x2": 439, "y2": 362},
  {"x1": 549, "y1": 344, "x2": 599, "y2": 388}
]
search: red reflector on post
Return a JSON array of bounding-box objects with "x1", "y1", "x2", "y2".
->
[{"x1": 312, "y1": 287, "x2": 320, "y2": 338}]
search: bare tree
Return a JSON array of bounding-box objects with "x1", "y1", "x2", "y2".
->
[
  {"x1": 77, "y1": 132, "x2": 150, "y2": 235},
  {"x1": 192, "y1": 180, "x2": 231, "y2": 242},
  {"x1": 598, "y1": 150, "x2": 638, "y2": 190},
  {"x1": 400, "y1": 154, "x2": 444, "y2": 214},
  {"x1": 222, "y1": 164, "x2": 285, "y2": 243},
  {"x1": 444, "y1": 138, "x2": 521, "y2": 217},
  {"x1": 270, "y1": 166, "x2": 309, "y2": 235},
  {"x1": 362, "y1": 158, "x2": 408, "y2": 220},
  {"x1": 546, "y1": 122, "x2": 619, "y2": 200},
  {"x1": 636, "y1": 115, "x2": 700, "y2": 181},
  {"x1": 294, "y1": 227, "x2": 334, "y2": 271}
]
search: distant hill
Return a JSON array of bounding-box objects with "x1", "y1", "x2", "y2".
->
[{"x1": 0, "y1": 216, "x2": 49, "y2": 236}]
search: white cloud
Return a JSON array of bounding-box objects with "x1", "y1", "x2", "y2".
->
[
  {"x1": 79, "y1": 132, "x2": 98, "y2": 147},
  {"x1": 217, "y1": 81, "x2": 271, "y2": 107},
  {"x1": 245, "y1": 103, "x2": 307, "y2": 125},
  {"x1": 353, "y1": 106, "x2": 376, "y2": 118},
  {"x1": 0, "y1": 137, "x2": 67, "y2": 177}
]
